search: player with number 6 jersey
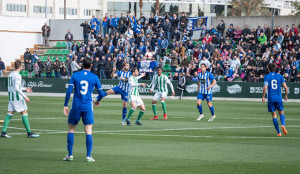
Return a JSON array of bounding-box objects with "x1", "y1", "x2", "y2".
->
[
  {"x1": 63, "y1": 58, "x2": 107, "y2": 162},
  {"x1": 262, "y1": 63, "x2": 288, "y2": 137}
]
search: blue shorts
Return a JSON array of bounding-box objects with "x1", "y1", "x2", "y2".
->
[
  {"x1": 267, "y1": 101, "x2": 284, "y2": 112},
  {"x1": 68, "y1": 109, "x2": 94, "y2": 125},
  {"x1": 197, "y1": 93, "x2": 212, "y2": 101},
  {"x1": 112, "y1": 86, "x2": 129, "y2": 102}
]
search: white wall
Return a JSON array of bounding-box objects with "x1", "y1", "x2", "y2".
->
[{"x1": 0, "y1": 16, "x2": 48, "y2": 67}]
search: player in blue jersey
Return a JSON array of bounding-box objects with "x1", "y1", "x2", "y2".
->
[
  {"x1": 106, "y1": 62, "x2": 132, "y2": 125},
  {"x1": 63, "y1": 58, "x2": 107, "y2": 162},
  {"x1": 196, "y1": 63, "x2": 217, "y2": 122},
  {"x1": 262, "y1": 63, "x2": 288, "y2": 136}
]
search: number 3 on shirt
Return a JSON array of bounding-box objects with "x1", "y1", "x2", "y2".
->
[
  {"x1": 80, "y1": 80, "x2": 88, "y2": 95},
  {"x1": 271, "y1": 80, "x2": 277, "y2": 89}
]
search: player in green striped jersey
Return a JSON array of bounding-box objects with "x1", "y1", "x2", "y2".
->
[
  {"x1": 125, "y1": 68, "x2": 147, "y2": 126},
  {"x1": 149, "y1": 67, "x2": 175, "y2": 120},
  {"x1": 1, "y1": 59, "x2": 39, "y2": 138}
]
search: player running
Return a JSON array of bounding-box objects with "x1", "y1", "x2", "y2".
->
[
  {"x1": 106, "y1": 62, "x2": 132, "y2": 125},
  {"x1": 262, "y1": 63, "x2": 288, "y2": 137},
  {"x1": 149, "y1": 67, "x2": 175, "y2": 120},
  {"x1": 124, "y1": 68, "x2": 147, "y2": 126},
  {"x1": 63, "y1": 58, "x2": 107, "y2": 162},
  {"x1": 1, "y1": 59, "x2": 39, "y2": 138},
  {"x1": 196, "y1": 63, "x2": 217, "y2": 122}
]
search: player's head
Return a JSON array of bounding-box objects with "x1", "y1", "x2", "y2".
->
[
  {"x1": 200, "y1": 63, "x2": 207, "y2": 72},
  {"x1": 268, "y1": 63, "x2": 276, "y2": 72},
  {"x1": 123, "y1": 62, "x2": 130, "y2": 71},
  {"x1": 15, "y1": 59, "x2": 22, "y2": 71},
  {"x1": 82, "y1": 58, "x2": 93, "y2": 70},
  {"x1": 131, "y1": 67, "x2": 139, "y2": 76},
  {"x1": 157, "y1": 67, "x2": 162, "y2": 76}
]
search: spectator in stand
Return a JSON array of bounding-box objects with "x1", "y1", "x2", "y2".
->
[
  {"x1": 80, "y1": 21, "x2": 91, "y2": 45},
  {"x1": 90, "y1": 14, "x2": 100, "y2": 26},
  {"x1": 31, "y1": 51, "x2": 39, "y2": 65},
  {"x1": 26, "y1": 59, "x2": 33, "y2": 78},
  {"x1": 105, "y1": 57, "x2": 113, "y2": 79},
  {"x1": 187, "y1": 26, "x2": 193, "y2": 41},
  {"x1": 290, "y1": 65, "x2": 298, "y2": 82},
  {"x1": 224, "y1": 65, "x2": 233, "y2": 81},
  {"x1": 216, "y1": 19, "x2": 225, "y2": 38},
  {"x1": 264, "y1": 24, "x2": 271, "y2": 40},
  {"x1": 242, "y1": 25, "x2": 251, "y2": 36},
  {"x1": 99, "y1": 56, "x2": 107, "y2": 79},
  {"x1": 226, "y1": 24, "x2": 235, "y2": 38},
  {"x1": 65, "y1": 29, "x2": 73, "y2": 50},
  {"x1": 71, "y1": 57, "x2": 81, "y2": 74},
  {"x1": 77, "y1": 48, "x2": 85, "y2": 62},
  {"x1": 102, "y1": 13, "x2": 109, "y2": 36},
  {"x1": 33, "y1": 62, "x2": 39, "y2": 78},
  {"x1": 230, "y1": 55, "x2": 241, "y2": 71},
  {"x1": 199, "y1": 56, "x2": 210, "y2": 68},
  {"x1": 53, "y1": 57, "x2": 61, "y2": 79},
  {"x1": 233, "y1": 26, "x2": 242, "y2": 41},
  {"x1": 258, "y1": 32, "x2": 267, "y2": 45},
  {"x1": 112, "y1": 13, "x2": 119, "y2": 32},
  {"x1": 214, "y1": 63, "x2": 224, "y2": 81},
  {"x1": 41, "y1": 23, "x2": 51, "y2": 47},
  {"x1": 0, "y1": 57, "x2": 5, "y2": 78},
  {"x1": 60, "y1": 62, "x2": 68, "y2": 79},
  {"x1": 24, "y1": 48, "x2": 32, "y2": 68},
  {"x1": 170, "y1": 50, "x2": 179, "y2": 73},
  {"x1": 37, "y1": 58, "x2": 44, "y2": 78},
  {"x1": 228, "y1": 64, "x2": 241, "y2": 82}
]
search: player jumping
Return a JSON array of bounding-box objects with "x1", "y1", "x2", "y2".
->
[
  {"x1": 63, "y1": 58, "x2": 107, "y2": 162},
  {"x1": 262, "y1": 63, "x2": 288, "y2": 137},
  {"x1": 149, "y1": 67, "x2": 175, "y2": 120},
  {"x1": 196, "y1": 63, "x2": 217, "y2": 122},
  {"x1": 125, "y1": 67, "x2": 147, "y2": 126},
  {"x1": 1, "y1": 59, "x2": 39, "y2": 138},
  {"x1": 106, "y1": 62, "x2": 132, "y2": 125}
]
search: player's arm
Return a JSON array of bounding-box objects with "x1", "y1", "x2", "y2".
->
[
  {"x1": 166, "y1": 77, "x2": 175, "y2": 96},
  {"x1": 206, "y1": 73, "x2": 216, "y2": 90},
  {"x1": 136, "y1": 73, "x2": 146, "y2": 80},
  {"x1": 262, "y1": 77, "x2": 268, "y2": 103},
  {"x1": 63, "y1": 77, "x2": 74, "y2": 116},
  {"x1": 282, "y1": 82, "x2": 288, "y2": 101},
  {"x1": 15, "y1": 76, "x2": 30, "y2": 102},
  {"x1": 149, "y1": 76, "x2": 156, "y2": 93}
]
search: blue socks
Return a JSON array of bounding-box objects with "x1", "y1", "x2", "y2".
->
[
  {"x1": 280, "y1": 114, "x2": 285, "y2": 126},
  {"x1": 86, "y1": 134, "x2": 93, "y2": 157},
  {"x1": 122, "y1": 108, "x2": 127, "y2": 120},
  {"x1": 272, "y1": 118, "x2": 280, "y2": 134},
  {"x1": 210, "y1": 106, "x2": 215, "y2": 115},
  {"x1": 197, "y1": 105, "x2": 203, "y2": 114},
  {"x1": 67, "y1": 133, "x2": 74, "y2": 156},
  {"x1": 67, "y1": 133, "x2": 93, "y2": 157}
]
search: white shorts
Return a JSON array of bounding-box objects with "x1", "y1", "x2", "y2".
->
[
  {"x1": 153, "y1": 92, "x2": 167, "y2": 101},
  {"x1": 8, "y1": 100, "x2": 27, "y2": 113},
  {"x1": 129, "y1": 95, "x2": 144, "y2": 107}
]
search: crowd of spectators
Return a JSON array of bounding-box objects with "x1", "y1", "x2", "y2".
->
[{"x1": 24, "y1": 12, "x2": 300, "y2": 83}]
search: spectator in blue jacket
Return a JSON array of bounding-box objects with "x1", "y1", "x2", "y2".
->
[
  {"x1": 135, "y1": 20, "x2": 142, "y2": 34},
  {"x1": 112, "y1": 14, "x2": 119, "y2": 30},
  {"x1": 224, "y1": 65, "x2": 233, "y2": 81},
  {"x1": 91, "y1": 21, "x2": 99, "y2": 36},
  {"x1": 108, "y1": 42, "x2": 115, "y2": 54},
  {"x1": 160, "y1": 36, "x2": 169, "y2": 56},
  {"x1": 208, "y1": 25, "x2": 217, "y2": 36},
  {"x1": 102, "y1": 13, "x2": 109, "y2": 36},
  {"x1": 138, "y1": 42, "x2": 146, "y2": 54},
  {"x1": 90, "y1": 15, "x2": 100, "y2": 25}
]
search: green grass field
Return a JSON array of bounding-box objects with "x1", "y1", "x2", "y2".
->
[{"x1": 0, "y1": 95, "x2": 299, "y2": 174}]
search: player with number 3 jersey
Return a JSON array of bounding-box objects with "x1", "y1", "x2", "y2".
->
[{"x1": 63, "y1": 58, "x2": 107, "y2": 162}]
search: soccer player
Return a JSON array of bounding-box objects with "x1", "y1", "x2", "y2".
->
[
  {"x1": 63, "y1": 58, "x2": 107, "y2": 162},
  {"x1": 196, "y1": 63, "x2": 217, "y2": 122},
  {"x1": 106, "y1": 62, "x2": 132, "y2": 125},
  {"x1": 125, "y1": 68, "x2": 147, "y2": 126},
  {"x1": 1, "y1": 59, "x2": 39, "y2": 138},
  {"x1": 149, "y1": 67, "x2": 175, "y2": 120},
  {"x1": 262, "y1": 63, "x2": 288, "y2": 136}
]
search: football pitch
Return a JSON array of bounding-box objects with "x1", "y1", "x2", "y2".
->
[{"x1": 0, "y1": 95, "x2": 299, "y2": 174}]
